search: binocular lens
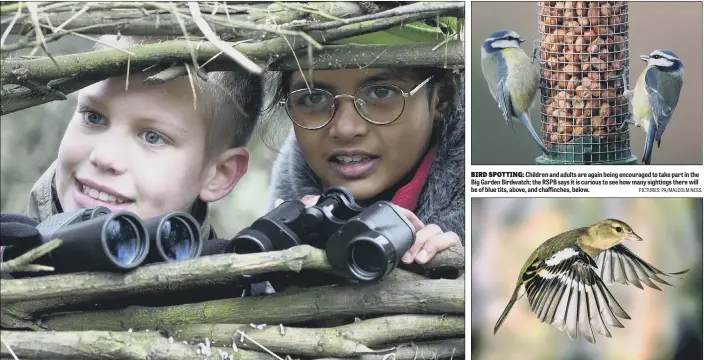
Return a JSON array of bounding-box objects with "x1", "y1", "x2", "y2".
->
[
  {"x1": 105, "y1": 216, "x2": 141, "y2": 265},
  {"x1": 349, "y1": 240, "x2": 385, "y2": 276},
  {"x1": 160, "y1": 217, "x2": 193, "y2": 261},
  {"x1": 233, "y1": 239, "x2": 265, "y2": 254}
]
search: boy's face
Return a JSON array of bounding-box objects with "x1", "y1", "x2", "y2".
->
[
  {"x1": 56, "y1": 73, "x2": 211, "y2": 219},
  {"x1": 289, "y1": 68, "x2": 438, "y2": 201}
]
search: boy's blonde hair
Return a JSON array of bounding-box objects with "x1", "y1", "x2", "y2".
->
[{"x1": 93, "y1": 35, "x2": 262, "y2": 159}]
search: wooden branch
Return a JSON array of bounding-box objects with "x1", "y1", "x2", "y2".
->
[
  {"x1": 0, "y1": 2, "x2": 363, "y2": 41},
  {"x1": 269, "y1": 41, "x2": 464, "y2": 71},
  {"x1": 332, "y1": 339, "x2": 464, "y2": 360},
  {"x1": 0, "y1": 245, "x2": 329, "y2": 304},
  {"x1": 301, "y1": 2, "x2": 463, "y2": 31},
  {"x1": 1, "y1": 3, "x2": 460, "y2": 85},
  {"x1": 1, "y1": 258, "x2": 430, "y2": 321},
  {"x1": 0, "y1": 330, "x2": 271, "y2": 360},
  {"x1": 0, "y1": 331, "x2": 463, "y2": 360},
  {"x1": 7, "y1": 269, "x2": 428, "y2": 323},
  {"x1": 0, "y1": 243, "x2": 461, "y2": 307},
  {"x1": 425, "y1": 245, "x2": 465, "y2": 271},
  {"x1": 1, "y1": 2, "x2": 464, "y2": 115},
  {"x1": 0, "y1": 239, "x2": 61, "y2": 273},
  {"x1": 37, "y1": 279, "x2": 464, "y2": 331},
  {"x1": 170, "y1": 315, "x2": 465, "y2": 357}
]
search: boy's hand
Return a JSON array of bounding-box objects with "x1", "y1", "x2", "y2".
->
[{"x1": 0, "y1": 213, "x2": 41, "y2": 247}]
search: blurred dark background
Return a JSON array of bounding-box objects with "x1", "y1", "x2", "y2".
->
[
  {"x1": 470, "y1": 2, "x2": 703, "y2": 165},
  {"x1": 471, "y1": 198, "x2": 703, "y2": 360}
]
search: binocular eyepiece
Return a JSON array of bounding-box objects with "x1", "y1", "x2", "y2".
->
[
  {"x1": 1, "y1": 207, "x2": 202, "y2": 274},
  {"x1": 226, "y1": 185, "x2": 416, "y2": 282},
  {"x1": 144, "y1": 211, "x2": 202, "y2": 263}
]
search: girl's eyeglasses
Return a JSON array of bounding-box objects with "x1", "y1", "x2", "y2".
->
[{"x1": 280, "y1": 76, "x2": 433, "y2": 130}]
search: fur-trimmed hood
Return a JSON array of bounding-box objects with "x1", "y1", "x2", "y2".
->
[{"x1": 268, "y1": 74, "x2": 465, "y2": 242}]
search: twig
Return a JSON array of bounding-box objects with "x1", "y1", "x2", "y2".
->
[
  {"x1": 188, "y1": 1, "x2": 263, "y2": 74},
  {"x1": 171, "y1": 2, "x2": 201, "y2": 77},
  {"x1": 302, "y1": 2, "x2": 464, "y2": 31},
  {"x1": 37, "y1": 279, "x2": 464, "y2": 331},
  {"x1": 237, "y1": 330, "x2": 284, "y2": 360},
  {"x1": 171, "y1": 315, "x2": 464, "y2": 357},
  {"x1": 24, "y1": 5, "x2": 60, "y2": 70},
  {"x1": 0, "y1": 1, "x2": 22, "y2": 49},
  {"x1": 2, "y1": 8, "x2": 463, "y2": 115},
  {"x1": 184, "y1": 62, "x2": 197, "y2": 110},
  {"x1": 125, "y1": 41, "x2": 131, "y2": 91},
  {"x1": 273, "y1": 17, "x2": 311, "y2": 91},
  {"x1": 0, "y1": 335, "x2": 18, "y2": 360},
  {"x1": 53, "y1": 4, "x2": 89, "y2": 33},
  {"x1": 143, "y1": 64, "x2": 187, "y2": 84},
  {"x1": 0, "y1": 330, "x2": 271, "y2": 360},
  {"x1": 37, "y1": 23, "x2": 136, "y2": 56},
  {"x1": 0, "y1": 239, "x2": 62, "y2": 274},
  {"x1": 276, "y1": 2, "x2": 344, "y2": 22},
  {"x1": 199, "y1": 38, "x2": 252, "y2": 69}
]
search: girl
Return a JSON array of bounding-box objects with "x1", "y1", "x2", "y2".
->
[{"x1": 268, "y1": 20, "x2": 464, "y2": 266}]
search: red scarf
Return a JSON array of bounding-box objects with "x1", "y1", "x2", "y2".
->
[{"x1": 322, "y1": 145, "x2": 437, "y2": 212}]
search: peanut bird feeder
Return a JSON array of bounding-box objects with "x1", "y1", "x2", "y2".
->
[{"x1": 536, "y1": 1, "x2": 637, "y2": 164}]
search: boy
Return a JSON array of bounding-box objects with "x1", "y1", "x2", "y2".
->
[{"x1": 26, "y1": 35, "x2": 263, "y2": 241}]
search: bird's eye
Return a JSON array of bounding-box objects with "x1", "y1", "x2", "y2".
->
[
  {"x1": 652, "y1": 55, "x2": 661, "y2": 59},
  {"x1": 615, "y1": 226, "x2": 623, "y2": 233}
]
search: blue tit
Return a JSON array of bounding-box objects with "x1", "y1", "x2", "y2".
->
[
  {"x1": 481, "y1": 30, "x2": 548, "y2": 154},
  {"x1": 629, "y1": 49, "x2": 684, "y2": 165}
]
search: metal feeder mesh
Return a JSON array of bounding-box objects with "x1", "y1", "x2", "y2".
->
[{"x1": 536, "y1": 1, "x2": 635, "y2": 164}]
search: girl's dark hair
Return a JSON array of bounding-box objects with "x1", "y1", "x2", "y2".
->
[{"x1": 258, "y1": 67, "x2": 461, "y2": 152}]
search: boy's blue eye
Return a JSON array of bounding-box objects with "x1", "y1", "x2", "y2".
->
[
  {"x1": 140, "y1": 130, "x2": 165, "y2": 145},
  {"x1": 83, "y1": 111, "x2": 106, "y2": 125}
]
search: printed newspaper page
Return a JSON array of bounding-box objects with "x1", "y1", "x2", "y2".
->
[{"x1": 468, "y1": 2, "x2": 703, "y2": 360}]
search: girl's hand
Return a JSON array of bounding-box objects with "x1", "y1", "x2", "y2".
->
[
  {"x1": 274, "y1": 195, "x2": 319, "y2": 208},
  {"x1": 276, "y1": 196, "x2": 460, "y2": 265},
  {"x1": 397, "y1": 208, "x2": 461, "y2": 265}
]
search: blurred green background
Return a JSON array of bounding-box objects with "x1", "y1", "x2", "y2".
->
[
  {"x1": 471, "y1": 198, "x2": 703, "y2": 360},
  {"x1": 0, "y1": 36, "x2": 290, "y2": 239},
  {"x1": 471, "y1": 2, "x2": 703, "y2": 165}
]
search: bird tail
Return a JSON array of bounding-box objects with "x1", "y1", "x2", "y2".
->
[
  {"x1": 518, "y1": 112, "x2": 548, "y2": 154},
  {"x1": 494, "y1": 284, "x2": 522, "y2": 335},
  {"x1": 642, "y1": 118, "x2": 656, "y2": 165}
]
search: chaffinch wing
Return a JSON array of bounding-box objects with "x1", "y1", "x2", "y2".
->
[{"x1": 494, "y1": 219, "x2": 689, "y2": 344}]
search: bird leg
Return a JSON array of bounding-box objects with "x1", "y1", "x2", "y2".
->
[{"x1": 621, "y1": 71, "x2": 633, "y2": 100}]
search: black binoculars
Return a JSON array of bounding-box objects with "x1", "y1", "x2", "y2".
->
[
  {"x1": 1, "y1": 207, "x2": 202, "y2": 274},
  {"x1": 225, "y1": 185, "x2": 416, "y2": 282}
]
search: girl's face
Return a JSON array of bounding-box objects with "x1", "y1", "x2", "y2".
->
[{"x1": 289, "y1": 68, "x2": 439, "y2": 201}]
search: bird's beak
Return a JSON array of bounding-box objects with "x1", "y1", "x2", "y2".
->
[
  {"x1": 519, "y1": 37, "x2": 525, "y2": 44},
  {"x1": 627, "y1": 232, "x2": 643, "y2": 241},
  {"x1": 640, "y1": 54, "x2": 650, "y2": 62}
]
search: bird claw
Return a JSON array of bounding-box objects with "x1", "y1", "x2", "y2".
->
[
  {"x1": 531, "y1": 38, "x2": 541, "y2": 64},
  {"x1": 619, "y1": 114, "x2": 635, "y2": 131}
]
